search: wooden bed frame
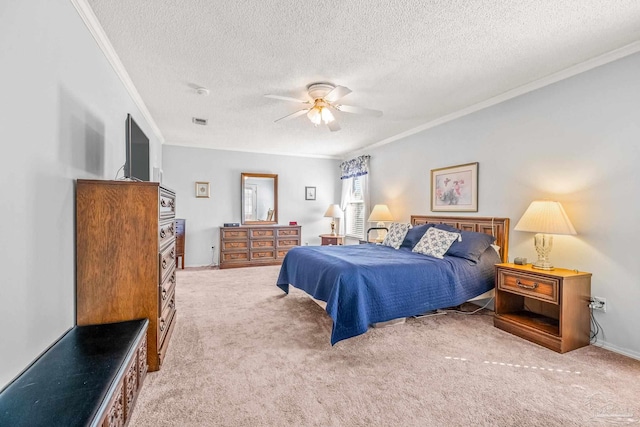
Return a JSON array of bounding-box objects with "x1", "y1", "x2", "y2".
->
[{"x1": 410, "y1": 215, "x2": 510, "y2": 263}]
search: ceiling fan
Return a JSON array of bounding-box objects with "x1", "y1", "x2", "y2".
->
[{"x1": 265, "y1": 83, "x2": 383, "y2": 132}]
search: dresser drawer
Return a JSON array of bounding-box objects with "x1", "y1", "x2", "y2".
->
[
  {"x1": 159, "y1": 188, "x2": 176, "y2": 219},
  {"x1": 158, "y1": 219, "x2": 176, "y2": 249},
  {"x1": 251, "y1": 239, "x2": 274, "y2": 249},
  {"x1": 251, "y1": 228, "x2": 275, "y2": 238},
  {"x1": 276, "y1": 248, "x2": 291, "y2": 259},
  {"x1": 159, "y1": 294, "x2": 176, "y2": 346},
  {"x1": 223, "y1": 240, "x2": 248, "y2": 250},
  {"x1": 159, "y1": 242, "x2": 176, "y2": 282},
  {"x1": 222, "y1": 229, "x2": 248, "y2": 239},
  {"x1": 250, "y1": 249, "x2": 275, "y2": 260},
  {"x1": 497, "y1": 269, "x2": 558, "y2": 303},
  {"x1": 160, "y1": 269, "x2": 176, "y2": 312},
  {"x1": 222, "y1": 251, "x2": 249, "y2": 262},
  {"x1": 277, "y1": 238, "x2": 299, "y2": 248},
  {"x1": 278, "y1": 228, "x2": 300, "y2": 237},
  {"x1": 157, "y1": 310, "x2": 176, "y2": 368}
]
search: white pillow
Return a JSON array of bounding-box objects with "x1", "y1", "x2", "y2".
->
[
  {"x1": 412, "y1": 227, "x2": 461, "y2": 259},
  {"x1": 381, "y1": 223, "x2": 412, "y2": 249}
]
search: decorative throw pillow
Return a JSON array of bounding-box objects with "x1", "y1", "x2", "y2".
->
[
  {"x1": 400, "y1": 223, "x2": 434, "y2": 250},
  {"x1": 381, "y1": 222, "x2": 412, "y2": 249},
  {"x1": 434, "y1": 224, "x2": 496, "y2": 263},
  {"x1": 412, "y1": 227, "x2": 461, "y2": 259}
]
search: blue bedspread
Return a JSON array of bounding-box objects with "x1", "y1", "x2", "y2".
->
[{"x1": 276, "y1": 244, "x2": 499, "y2": 345}]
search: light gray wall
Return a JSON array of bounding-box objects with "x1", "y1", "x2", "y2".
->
[
  {"x1": 365, "y1": 52, "x2": 640, "y2": 358},
  {"x1": 0, "y1": 1, "x2": 162, "y2": 388},
  {"x1": 162, "y1": 145, "x2": 341, "y2": 267}
]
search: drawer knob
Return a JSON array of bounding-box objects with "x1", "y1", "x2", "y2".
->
[
  {"x1": 160, "y1": 228, "x2": 166, "y2": 238},
  {"x1": 516, "y1": 279, "x2": 538, "y2": 290},
  {"x1": 159, "y1": 320, "x2": 165, "y2": 332},
  {"x1": 162, "y1": 288, "x2": 167, "y2": 300}
]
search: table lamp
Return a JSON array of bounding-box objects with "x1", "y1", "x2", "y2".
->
[
  {"x1": 367, "y1": 204, "x2": 394, "y2": 242},
  {"x1": 514, "y1": 200, "x2": 576, "y2": 270},
  {"x1": 324, "y1": 204, "x2": 343, "y2": 236}
]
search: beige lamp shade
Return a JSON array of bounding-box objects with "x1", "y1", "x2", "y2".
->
[
  {"x1": 514, "y1": 201, "x2": 576, "y2": 235},
  {"x1": 324, "y1": 204, "x2": 343, "y2": 218},
  {"x1": 514, "y1": 200, "x2": 576, "y2": 270},
  {"x1": 367, "y1": 204, "x2": 394, "y2": 223}
]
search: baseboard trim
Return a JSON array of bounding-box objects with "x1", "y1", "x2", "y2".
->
[{"x1": 590, "y1": 340, "x2": 640, "y2": 362}]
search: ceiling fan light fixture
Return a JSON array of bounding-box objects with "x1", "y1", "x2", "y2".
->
[
  {"x1": 321, "y1": 106, "x2": 334, "y2": 124},
  {"x1": 307, "y1": 107, "x2": 322, "y2": 125}
]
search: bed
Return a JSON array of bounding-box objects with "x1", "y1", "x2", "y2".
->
[{"x1": 276, "y1": 215, "x2": 509, "y2": 345}]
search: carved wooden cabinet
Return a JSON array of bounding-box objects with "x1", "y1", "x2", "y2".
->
[
  {"x1": 0, "y1": 320, "x2": 148, "y2": 427},
  {"x1": 219, "y1": 225, "x2": 301, "y2": 269},
  {"x1": 76, "y1": 179, "x2": 177, "y2": 371}
]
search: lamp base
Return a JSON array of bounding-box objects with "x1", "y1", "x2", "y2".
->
[
  {"x1": 330, "y1": 220, "x2": 336, "y2": 236},
  {"x1": 531, "y1": 260, "x2": 554, "y2": 270},
  {"x1": 532, "y1": 233, "x2": 555, "y2": 270},
  {"x1": 374, "y1": 221, "x2": 387, "y2": 242}
]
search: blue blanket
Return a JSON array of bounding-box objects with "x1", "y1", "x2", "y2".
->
[{"x1": 276, "y1": 244, "x2": 499, "y2": 345}]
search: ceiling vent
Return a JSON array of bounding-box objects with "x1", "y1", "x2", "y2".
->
[{"x1": 192, "y1": 117, "x2": 208, "y2": 126}]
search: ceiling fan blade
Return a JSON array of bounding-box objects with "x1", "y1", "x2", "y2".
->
[
  {"x1": 335, "y1": 104, "x2": 383, "y2": 117},
  {"x1": 265, "y1": 94, "x2": 310, "y2": 104},
  {"x1": 324, "y1": 85, "x2": 352, "y2": 102},
  {"x1": 327, "y1": 120, "x2": 341, "y2": 132},
  {"x1": 274, "y1": 108, "x2": 309, "y2": 122}
]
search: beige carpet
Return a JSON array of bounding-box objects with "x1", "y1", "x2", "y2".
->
[{"x1": 130, "y1": 266, "x2": 640, "y2": 427}]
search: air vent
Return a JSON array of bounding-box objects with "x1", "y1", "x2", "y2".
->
[{"x1": 192, "y1": 117, "x2": 208, "y2": 126}]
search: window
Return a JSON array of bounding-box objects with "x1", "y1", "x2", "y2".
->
[{"x1": 345, "y1": 175, "x2": 365, "y2": 238}]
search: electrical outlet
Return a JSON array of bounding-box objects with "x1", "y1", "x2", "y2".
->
[{"x1": 591, "y1": 296, "x2": 607, "y2": 312}]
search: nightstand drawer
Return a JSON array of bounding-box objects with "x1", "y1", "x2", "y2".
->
[{"x1": 497, "y1": 270, "x2": 558, "y2": 303}]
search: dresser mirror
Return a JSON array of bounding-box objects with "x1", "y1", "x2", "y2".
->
[{"x1": 241, "y1": 173, "x2": 278, "y2": 225}]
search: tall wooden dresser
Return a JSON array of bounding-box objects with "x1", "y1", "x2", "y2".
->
[
  {"x1": 219, "y1": 225, "x2": 301, "y2": 269},
  {"x1": 76, "y1": 179, "x2": 177, "y2": 371}
]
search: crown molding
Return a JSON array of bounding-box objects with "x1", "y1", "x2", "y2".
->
[
  {"x1": 356, "y1": 40, "x2": 640, "y2": 157},
  {"x1": 70, "y1": 0, "x2": 165, "y2": 144}
]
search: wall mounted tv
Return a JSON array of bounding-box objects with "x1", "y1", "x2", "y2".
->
[{"x1": 125, "y1": 113, "x2": 150, "y2": 181}]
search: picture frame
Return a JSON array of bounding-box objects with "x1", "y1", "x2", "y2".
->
[
  {"x1": 195, "y1": 181, "x2": 210, "y2": 198},
  {"x1": 431, "y1": 162, "x2": 478, "y2": 212},
  {"x1": 305, "y1": 186, "x2": 316, "y2": 201}
]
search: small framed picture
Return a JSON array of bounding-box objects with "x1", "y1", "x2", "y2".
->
[
  {"x1": 195, "y1": 181, "x2": 210, "y2": 198},
  {"x1": 431, "y1": 162, "x2": 478, "y2": 212},
  {"x1": 305, "y1": 186, "x2": 316, "y2": 200}
]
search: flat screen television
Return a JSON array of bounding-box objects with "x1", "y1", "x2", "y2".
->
[{"x1": 124, "y1": 113, "x2": 150, "y2": 181}]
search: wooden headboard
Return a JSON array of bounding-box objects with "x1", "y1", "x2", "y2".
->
[{"x1": 410, "y1": 215, "x2": 510, "y2": 263}]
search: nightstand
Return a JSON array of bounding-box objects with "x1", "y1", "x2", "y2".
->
[
  {"x1": 493, "y1": 263, "x2": 592, "y2": 353},
  {"x1": 319, "y1": 234, "x2": 344, "y2": 245}
]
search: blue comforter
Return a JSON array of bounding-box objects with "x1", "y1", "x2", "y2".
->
[{"x1": 276, "y1": 244, "x2": 499, "y2": 345}]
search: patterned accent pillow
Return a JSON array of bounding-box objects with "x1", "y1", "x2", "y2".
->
[
  {"x1": 381, "y1": 223, "x2": 412, "y2": 249},
  {"x1": 412, "y1": 227, "x2": 461, "y2": 259}
]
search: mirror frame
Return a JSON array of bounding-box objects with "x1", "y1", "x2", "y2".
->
[{"x1": 241, "y1": 173, "x2": 278, "y2": 225}]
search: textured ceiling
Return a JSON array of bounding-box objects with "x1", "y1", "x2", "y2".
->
[{"x1": 84, "y1": 0, "x2": 640, "y2": 158}]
